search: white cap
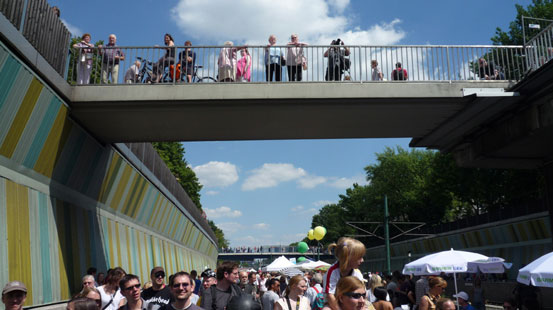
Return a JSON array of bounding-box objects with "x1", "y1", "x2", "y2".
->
[{"x1": 453, "y1": 291, "x2": 469, "y2": 301}]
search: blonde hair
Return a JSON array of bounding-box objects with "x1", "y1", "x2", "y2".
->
[
  {"x1": 328, "y1": 237, "x2": 366, "y2": 273},
  {"x1": 335, "y1": 276, "x2": 365, "y2": 305},
  {"x1": 428, "y1": 276, "x2": 447, "y2": 289},
  {"x1": 368, "y1": 274, "x2": 383, "y2": 290},
  {"x1": 285, "y1": 275, "x2": 305, "y2": 297}
]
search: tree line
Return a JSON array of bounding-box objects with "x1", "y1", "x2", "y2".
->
[{"x1": 307, "y1": 147, "x2": 543, "y2": 247}]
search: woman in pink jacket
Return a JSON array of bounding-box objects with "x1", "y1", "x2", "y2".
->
[{"x1": 236, "y1": 48, "x2": 252, "y2": 82}]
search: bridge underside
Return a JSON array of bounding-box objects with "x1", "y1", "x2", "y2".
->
[
  {"x1": 411, "y1": 61, "x2": 553, "y2": 169},
  {"x1": 70, "y1": 82, "x2": 513, "y2": 143}
]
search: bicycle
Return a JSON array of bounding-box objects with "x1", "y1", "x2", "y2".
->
[{"x1": 169, "y1": 63, "x2": 217, "y2": 83}]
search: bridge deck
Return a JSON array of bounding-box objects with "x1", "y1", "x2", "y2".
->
[{"x1": 69, "y1": 81, "x2": 512, "y2": 143}]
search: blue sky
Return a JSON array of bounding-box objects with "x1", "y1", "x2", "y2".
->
[{"x1": 50, "y1": 0, "x2": 531, "y2": 247}]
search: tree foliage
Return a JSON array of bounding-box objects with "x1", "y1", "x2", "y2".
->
[
  {"x1": 152, "y1": 142, "x2": 229, "y2": 248},
  {"x1": 306, "y1": 146, "x2": 543, "y2": 247},
  {"x1": 152, "y1": 142, "x2": 203, "y2": 208},
  {"x1": 492, "y1": 0, "x2": 553, "y2": 45},
  {"x1": 209, "y1": 220, "x2": 229, "y2": 249}
]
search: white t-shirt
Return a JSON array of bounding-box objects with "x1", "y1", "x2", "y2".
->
[
  {"x1": 97, "y1": 285, "x2": 126, "y2": 310},
  {"x1": 323, "y1": 262, "x2": 364, "y2": 294}
]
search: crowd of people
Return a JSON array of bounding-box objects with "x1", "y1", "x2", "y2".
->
[
  {"x1": 71, "y1": 32, "x2": 416, "y2": 85},
  {"x1": 2, "y1": 237, "x2": 531, "y2": 310}
]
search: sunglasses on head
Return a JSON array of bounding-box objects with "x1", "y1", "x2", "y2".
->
[
  {"x1": 343, "y1": 292, "x2": 365, "y2": 299},
  {"x1": 124, "y1": 284, "x2": 141, "y2": 291},
  {"x1": 154, "y1": 271, "x2": 165, "y2": 278}
]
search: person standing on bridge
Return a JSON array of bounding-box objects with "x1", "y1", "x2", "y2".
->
[
  {"x1": 391, "y1": 62, "x2": 408, "y2": 81},
  {"x1": 2, "y1": 281, "x2": 27, "y2": 310},
  {"x1": 152, "y1": 34, "x2": 176, "y2": 83},
  {"x1": 142, "y1": 267, "x2": 171, "y2": 310},
  {"x1": 371, "y1": 60, "x2": 383, "y2": 81},
  {"x1": 323, "y1": 237, "x2": 366, "y2": 310},
  {"x1": 99, "y1": 34, "x2": 124, "y2": 84},
  {"x1": 200, "y1": 261, "x2": 242, "y2": 310},
  {"x1": 286, "y1": 34, "x2": 307, "y2": 81},
  {"x1": 73, "y1": 33, "x2": 95, "y2": 85},
  {"x1": 265, "y1": 35, "x2": 284, "y2": 82}
]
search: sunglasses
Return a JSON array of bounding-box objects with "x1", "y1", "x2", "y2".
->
[
  {"x1": 124, "y1": 284, "x2": 141, "y2": 291},
  {"x1": 154, "y1": 272, "x2": 165, "y2": 278},
  {"x1": 172, "y1": 282, "x2": 190, "y2": 289},
  {"x1": 344, "y1": 292, "x2": 366, "y2": 299}
]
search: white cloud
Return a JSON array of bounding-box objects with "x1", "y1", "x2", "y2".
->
[
  {"x1": 242, "y1": 163, "x2": 306, "y2": 191},
  {"x1": 297, "y1": 175, "x2": 327, "y2": 189},
  {"x1": 328, "y1": 0, "x2": 350, "y2": 14},
  {"x1": 61, "y1": 19, "x2": 82, "y2": 37},
  {"x1": 193, "y1": 161, "x2": 238, "y2": 188},
  {"x1": 328, "y1": 174, "x2": 368, "y2": 189},
  {"x1": 206, "y1": 190, "x2": 219, "y2": 195},
  {"x1": 170, "y1": 0, "x2": 404, "y2": 46},
  {"x1": 313, "y1": 200, "x2": 335, "y2": 207},
  {"x1": 291, "y1": 205, "x2": 318, "y2": 216},
  {"x1": 204, "y1": 206, "x2": 242, "y2": 219},
  {"x1": 254, "y1": 223, "x2": 270, "y2": 230},
  {"x1": 217, "y1": 222, "x2": 243, "y2": 234}
]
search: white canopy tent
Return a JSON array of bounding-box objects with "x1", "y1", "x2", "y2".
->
[
  {"x1": 299, "y1": 260, "x2": 331, "y2": 271},
  {"x1": 262, "y1": 256, "x2": 296, "y2": 272}
]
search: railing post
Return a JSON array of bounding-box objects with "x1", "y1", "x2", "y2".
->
[
  {"x1": 446, "y1": 46, "x2": 451, "y2": 82},
  {"x1": 358, "y1": 46, "x2": 363, "y2": 83}
]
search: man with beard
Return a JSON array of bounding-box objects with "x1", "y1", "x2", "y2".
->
[
  {"x1": 2, "y1": 282, "x2": 27, "y2": 310},
  {"x1": 119, "y1": 275, "x2": 148, "y2": 310},
  {"x1": 160, "y1": 272, "x2": 203, "y2": 310},
  {"x1": 201, "y1": 262, "x2": 241, "y2": 310},
  {"x1": 142, "y1": 267, "x2": 171, "y2": 310}
]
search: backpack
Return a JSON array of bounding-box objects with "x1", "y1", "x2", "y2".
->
[
  {"x1": 392, "y1": 68, "x2": 405, "y2": 80},
  {"x1": 311, "y1": 287, "x2": 325, "y2": 310}
]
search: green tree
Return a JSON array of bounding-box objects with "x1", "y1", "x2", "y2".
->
[
  {"x1": 365, "y1": 147, "x2": 453, "y2": 224},
  {"x1": 209, "y1": 220, "x2": 229, "y2": 249},
  {"x1": 492, "y1": 0, "x2": 553, "y2": 45},
  {"x1": 152, "y1": 142, "x2": 203, "y2": 208}
]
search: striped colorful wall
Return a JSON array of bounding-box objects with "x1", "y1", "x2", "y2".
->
[
  {"x1": 364, "y1": 213, "x2": 552, "y2": 276},
  {"x1": 0, "y1": 42, "x2": 217, "y2": 306}
]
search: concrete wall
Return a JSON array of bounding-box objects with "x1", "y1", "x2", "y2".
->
[
  {"x1": 0, "y1": 41, "x2": 217, "y2": 307},
  {"x1": 363, "y1": 212, "x2": 552, "y2": 279}
]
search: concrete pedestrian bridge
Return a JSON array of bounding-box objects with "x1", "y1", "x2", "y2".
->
[{"x1": 69, "y1": 81, "x2": 515, "y2": 144}]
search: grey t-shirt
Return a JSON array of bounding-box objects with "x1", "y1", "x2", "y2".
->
[
  {"x1": 201, "y1": 285, "x2": 240, "y2": 310},
  {"x1": 261, "y1": 291, "x2": 279, "y2": 310}
]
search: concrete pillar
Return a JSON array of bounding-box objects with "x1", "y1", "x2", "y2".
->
[{"x1": 545, "y1": 162, "x2": 553, "y2": 243}]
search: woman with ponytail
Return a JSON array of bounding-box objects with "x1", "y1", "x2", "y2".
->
[
  {"x1": 323, "y1": 237, "x2": 366, "y2": 310},
  {"x1": 274, "y1": 275, "x2": 310, "y2": 310}
]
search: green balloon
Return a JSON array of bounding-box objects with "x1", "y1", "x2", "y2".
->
[
  {"x1": 297, "y1": 241, "x2": 309, "y2": 253},
  {"x1": 297, "y1": 256, "x2": 306, "y2": 262}
]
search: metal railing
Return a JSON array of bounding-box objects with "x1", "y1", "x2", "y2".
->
[
  {"x1": 525, "y1": 21, "x2": 553, "y2": 72},
  {"x1": 1, "y1": 0, "x2": 71, "y2": 75},
  {"x1": 67, "y1": 44, "x2": 528, "y2": 85}
]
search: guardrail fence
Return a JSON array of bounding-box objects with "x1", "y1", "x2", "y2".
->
[
  {"x1": 0, "y1": 0, "x2": 70, "y2": 75},
  {"x1": 525, "y1": 21, "x2": 553, "y2": 72},
  {"x1": 68, "y1": 44, "x2": 528, "y2": 85}
]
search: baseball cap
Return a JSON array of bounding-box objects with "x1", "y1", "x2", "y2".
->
[
  {"x1": 2, "y1": 281, "x2": 27, "y2": 295},
  {"x1": 453, "y1": 291, "x2": 469, "y2": 301},
  {"x1": 202, "y1": 269, "x2": 216, "y2": 278}
]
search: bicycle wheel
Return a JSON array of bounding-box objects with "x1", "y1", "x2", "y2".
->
[{"x1": 198, "y1": 76, "x2": 217, "y2": 83}]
